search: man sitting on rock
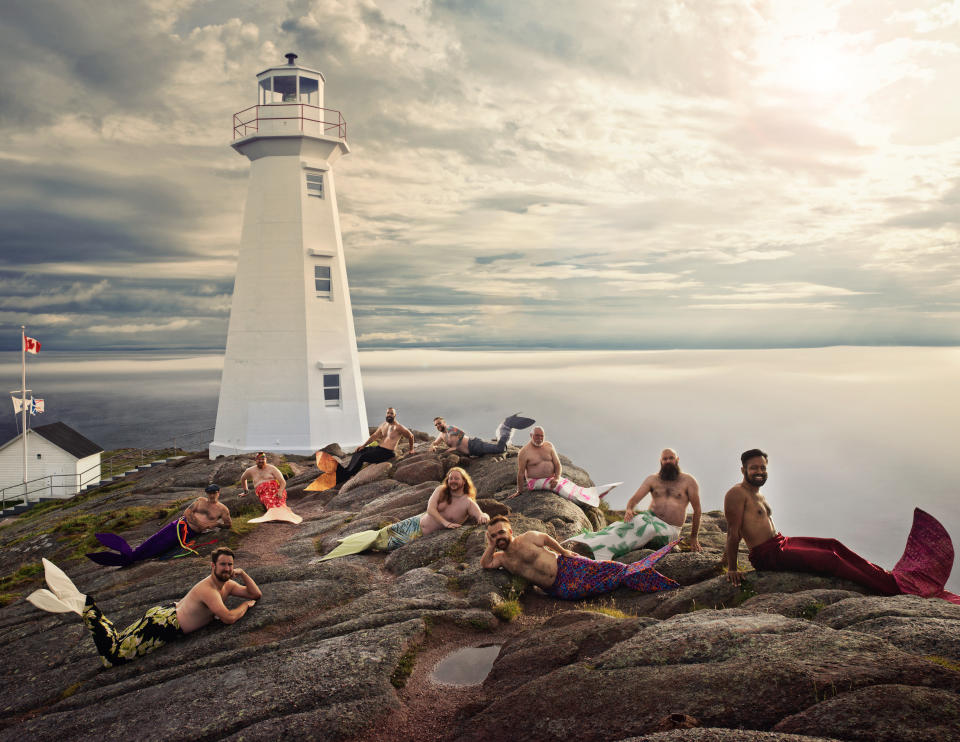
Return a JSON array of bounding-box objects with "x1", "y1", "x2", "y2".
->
[
  {"x1": 86, "y1": 484, "x2": 232, "y2": 567},
  {"x1": 313, "y1": 407, "x2": 416, "y2": 490},
  {"x1": 240, "y1": 452, "x2": 302, "y2": 524},
  {"x1": 481, "y1": 515, "x2": 679, "y2": 600},
  {"x1": 431, "y1": 413, "x2": 535, "y2": 457},
  {"x1": 725, "y1": 448, "x2": 960, "y2": 603},
  {"x1": 320, "y1": 467, "x2": 490, "y2": 560},
  {"x1": 564, "y1": 448, "x2": 702, "y2": 560},
  {"x1": 508, "y1": 426, "x2": 621, "y2": 507},
  {"x1": 28, "y1": 547, "x2": 261, "y2": 667}
]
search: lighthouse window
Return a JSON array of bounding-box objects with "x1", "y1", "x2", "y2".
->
[
  {"x1": 306, "y1": 172, "x2": 324, "y2": 199},
  {"x1": 323, "y1": 372, "x2": 341, "y2": 407},
  {"x1": 314, "y1": 265, "x2": 332, "y2": 297},
  {"x1": 300, "y1": 77, "x2": 319, "y2": 105},
  {"x1": 274, "y1": 75, "x2": 297, "y2": 103}
]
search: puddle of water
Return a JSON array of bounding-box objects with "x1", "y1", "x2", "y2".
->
[{"x1": 430, "y1": 644, "x2": 502, "y2": 686}]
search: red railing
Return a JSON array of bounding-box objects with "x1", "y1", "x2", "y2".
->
[{"x1": 233, "y1": 104, "x2": 347, "y2": 140}]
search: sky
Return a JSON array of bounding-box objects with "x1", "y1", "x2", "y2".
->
[{"x1": 2, "y1": 0, "x2": 959, "y2": 351}]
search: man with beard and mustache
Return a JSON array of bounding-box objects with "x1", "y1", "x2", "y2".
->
[
  {"x1": 27, "y1": 548, "x2": 261, "y2": 667},
  {"x1": 508, "y1": 427, "x2": 622, "y2": 507},
  {"x1": 564, "y1": 448, "x2": 702, "y2": 560},
  {"x1": 724, "y1": 449, "x2": 960, "y2": 604},
  {"x1": 431, "y1": 413, "x2": 535, "y2": 457},
  {"x1": 481, "y1": 515, "x2": 679, "y2": 600},
  {"x1": 314, "y1": 407, "x2": 416, "y2": 489}
]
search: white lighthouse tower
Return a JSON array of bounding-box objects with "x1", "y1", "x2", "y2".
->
[{"x1": 209, "y1": 53, "x2": 368, "y2": 458}]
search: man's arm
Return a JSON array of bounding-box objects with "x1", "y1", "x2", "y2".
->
[
  {"x1": 218, "y1": 504, "x2": 232, "y2": 529},
  {"x1": 723, "y1": 487, "x2": 746, "y2": 586},
  {"x1": 269, "y1": 464, "x2": 286, "y2": 487},
  {"x1": 201, "y1": 585, "x2": 256, "y2": 625},
  {"x1": 510, "y1": 447, "x2": 529, "y2": 498},
  {"x1": 548, "y1": 444, "x2": 562, "y2": 488},
  {"x1": 431, "y1": 432, "x2": 446, "y2": 451},
  {"x1": 480, "y1": 533, "x2": 504, "y2": 569},
  {"x1": 624, "y1": 478, "x2": 654, "y2": 521},
  {"x1": 182, "y1": 498, "x2": 201, "y2": 521},
  {"x1": 396, "y1": 423, "x2": 416, "y2": 456},
  {"x1": 467, "y1": 498, "x2": 489, "y2": 524},
  {"x1": 359, "y1": 423, "x2": 386, "y2": 449},
  {"x1": 535, "y1": 531, "x2": 577, "y2": 558},
  {"x1": 227, "y1": 569, "x2": 262, "y2": 600},
  {"x1": 687, "y1": 477, "x2": 702, "y2": 552},
  {"x1": 238, "y1": 467, "x2": 252, "y2": 496}
]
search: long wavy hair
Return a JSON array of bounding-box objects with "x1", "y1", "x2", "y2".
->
[{"x1": 438, "y1": 466, "x2": 477, "y2": 506}]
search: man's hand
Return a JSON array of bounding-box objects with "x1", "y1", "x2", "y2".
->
[
  {"x1": 233, "y1": 568, "x2": 247, "y2": 580},
  {"x1": 725, "y1": 568, "x2": 742, "y2": 586},
  {"x1": 245, "y1": 599, "x2": 257, "y2": 608},
  {"x1": 624, "y1": 508, "x2": 635, "y2": 522},
  {"x1": 548, "y1": 477, "x2": 558, "y2": 489},
  {"x1": 688, "y1": 537, "x2": 703, "y2": 553},
  {"x1": 445, "y1": 521, "x2": 461, "y2": 529},
  {"x1": 506, "y1": 489, "x2": 521, "y2": 500},
  {"x1": 239, "y1": 489, "x2": 247, "y2": 497},
  {"x1": 478, "y1": 512, "x2": 490, "y2": 525}
]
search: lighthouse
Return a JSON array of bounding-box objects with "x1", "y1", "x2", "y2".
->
[{"x1": 209, "y1": 53, "x2": 368, "y2": 458}]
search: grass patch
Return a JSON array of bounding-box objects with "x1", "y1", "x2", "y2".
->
[
  {"x1": 60, "y1": 682, "x2": 82, "y2": 699},
  {"x1": 390, "y1": 647, "x2": 418, "y2": 688},
  {"x1": 230, "y1": 513, "x2": 259, "y2": 539},
  {"x1": 582, "y1": 598, "x2": 634, "y2": 619},
  {"x1": 925, "y1": 655, "x2": 960, "y2": 672},
  {"x1": 445, "y1": 528, "x2": 474, "y2": 563},
  {"x1": 0, "y1": 562, "x2": 43, "y2": 605},
  {"x1": 491, "y1": 599, "x2": 522, "y2": 622},
  {"x1": 798, "y1": 601, "x2": 827, "y2": 621}
]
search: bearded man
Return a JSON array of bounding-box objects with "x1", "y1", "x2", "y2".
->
[{"x1": 564, "y1": 448, "x2": 702, "y2": 560}]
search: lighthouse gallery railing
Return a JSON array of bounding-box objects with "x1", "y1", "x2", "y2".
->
[{"x1": 233, "y1": 104, "x2": 347, "y2": 140}]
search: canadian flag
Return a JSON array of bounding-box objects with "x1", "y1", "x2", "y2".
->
[{"x1": 24, "y1": 336, "x2": 41, "y2": 354}]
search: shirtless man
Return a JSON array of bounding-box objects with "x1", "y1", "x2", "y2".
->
[
  {"x1": 28, "y1": 548, "x2": 261, "y2": 667},
  {"x1": 624, "y1": 449, "x2": 702, "y2": 552},
  {"x1": 86, "y1": 483, "x2": 233, "y2": 566},
  {"x1": 481, "y1": 515, "x2": 678, "y2": 600},
  {"x1": 431, "y1": 413, "x2": 535, "y2": 457},
  {"x1": 722, "y1": 450, "x2": 960, "y2": 604},
  {"x1": 182, "y1": 484, "x2": 232, "y2": 533},
  {"x1": 513, "y1": 427, "x2": 561, "y2": 495},
  {"x1": 321, "y1": 407, "x2": 416, "y2": 486},
  {"x1": 508, "y1": 427, "x2": 620, "y2": 507},
  {"x1": 564, "y1": 449, "x2": 701, "y2": 560},
  {"x1": 319, "y1": 467, "x2": 489, "y2": 559},
  {"x1": 240, "y1": 452, "x2": 302, "y2": 524}
]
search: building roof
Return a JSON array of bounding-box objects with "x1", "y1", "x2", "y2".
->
[{"x1": 31, "y1": 422, "x2": 103, "y2": 458}]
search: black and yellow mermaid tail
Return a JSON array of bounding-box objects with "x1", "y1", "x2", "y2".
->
[{"x1": 82, "y1": 598, "x2": 184, "y2": 668}]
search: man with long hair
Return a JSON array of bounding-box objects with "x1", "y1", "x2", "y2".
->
[{"x1": 320, "y1": 467, "x2": 490, "y2": 559}]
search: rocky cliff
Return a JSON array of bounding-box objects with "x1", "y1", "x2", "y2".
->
[{"x1": 0, "y1": 438, "x2": 958, "y2": 742}]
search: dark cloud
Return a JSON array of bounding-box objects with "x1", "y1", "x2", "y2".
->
[{"x1": 0, "y1": 0, "x2": 178, "y2": 126}]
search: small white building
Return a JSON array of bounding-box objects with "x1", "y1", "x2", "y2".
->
[{"x1": 0, "y1": 422, "x2": 103, "y2": 502}]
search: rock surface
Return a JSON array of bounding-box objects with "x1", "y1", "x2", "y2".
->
[{"x1": 0, "y1": 438, "x2": 957, "y2": 742}]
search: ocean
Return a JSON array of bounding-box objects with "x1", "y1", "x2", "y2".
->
[{"x1": 2, "y1": 346, "x2": 958, "y2": 590}]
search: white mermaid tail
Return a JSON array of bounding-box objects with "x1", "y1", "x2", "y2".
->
[
  {"x1": 526, "y1": 477, "x2": 622, "y2": 508},
  {"x1": 26, "y1": 558, "x2": 87, "y2": 615}
]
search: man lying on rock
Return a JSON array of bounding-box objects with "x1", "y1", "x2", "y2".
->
[
  {"x1": 320, "y1": 467, "x2": 490, "y2": 560},
  {"x1": 564, "y1": 448, "x2": 703, "y2": 560},
  {"x1": 28, "y1": 547, "x2": 261, "y2": 667},
  {"x1": 508, "y1": 426, "x2": 622, "y2": 507},
  {"x1": 431, "y1": 413, "x2": 535, "y2": 457},
  {"x1": 725, "y1": 448, "x2": 960, "y2": 604},
  {"x1": 86, "y1": 484, "x2": 232, "y2": 567},
  {"x1": 313, "y1": 406, "x2": 416, "y2": 490},
  {"x1": 480, "y1": 515, "x2": 680, "y2": 600},
  {"x1": 240, "y1": 452, "x2": 302, "y2": 524}
]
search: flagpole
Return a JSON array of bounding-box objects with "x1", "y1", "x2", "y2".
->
[{"x1": 21, "y1": 326, "x2": 28, "y2": 485}]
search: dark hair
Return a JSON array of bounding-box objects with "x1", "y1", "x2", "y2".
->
[
  {"x1": 741, "y1": 449, "x2": 768, "y2": 466},
  {"x1": 211, "y1": 547, "x2": 235, "y2": 563},
  {"x1": 488, "y1": 514, "x2": 510, "y2": 528}
]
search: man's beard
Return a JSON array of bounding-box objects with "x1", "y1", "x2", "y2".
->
[
  {"x1": 215, "y1": 569, "x2": 232, "y2": 582},
  {"x1": 532, "y1": 440, "x2": 543, "y2": 447},
  {"x1": 495, "y1": 537, "x2": 510, "y2": 549},
  {"x1": 659, "y1": 462, "x2": 681, "y2": 481},
  {"x1": 749, "y1": 473, "x2": 768, "y2": 487},
  {"x1": 386, "y1": 416, "x2": 395, "y2": 423}
]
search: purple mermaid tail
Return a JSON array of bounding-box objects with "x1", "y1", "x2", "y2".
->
[{"x1": 86, "y1": 520, "x2": 197, "y2": 568}]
